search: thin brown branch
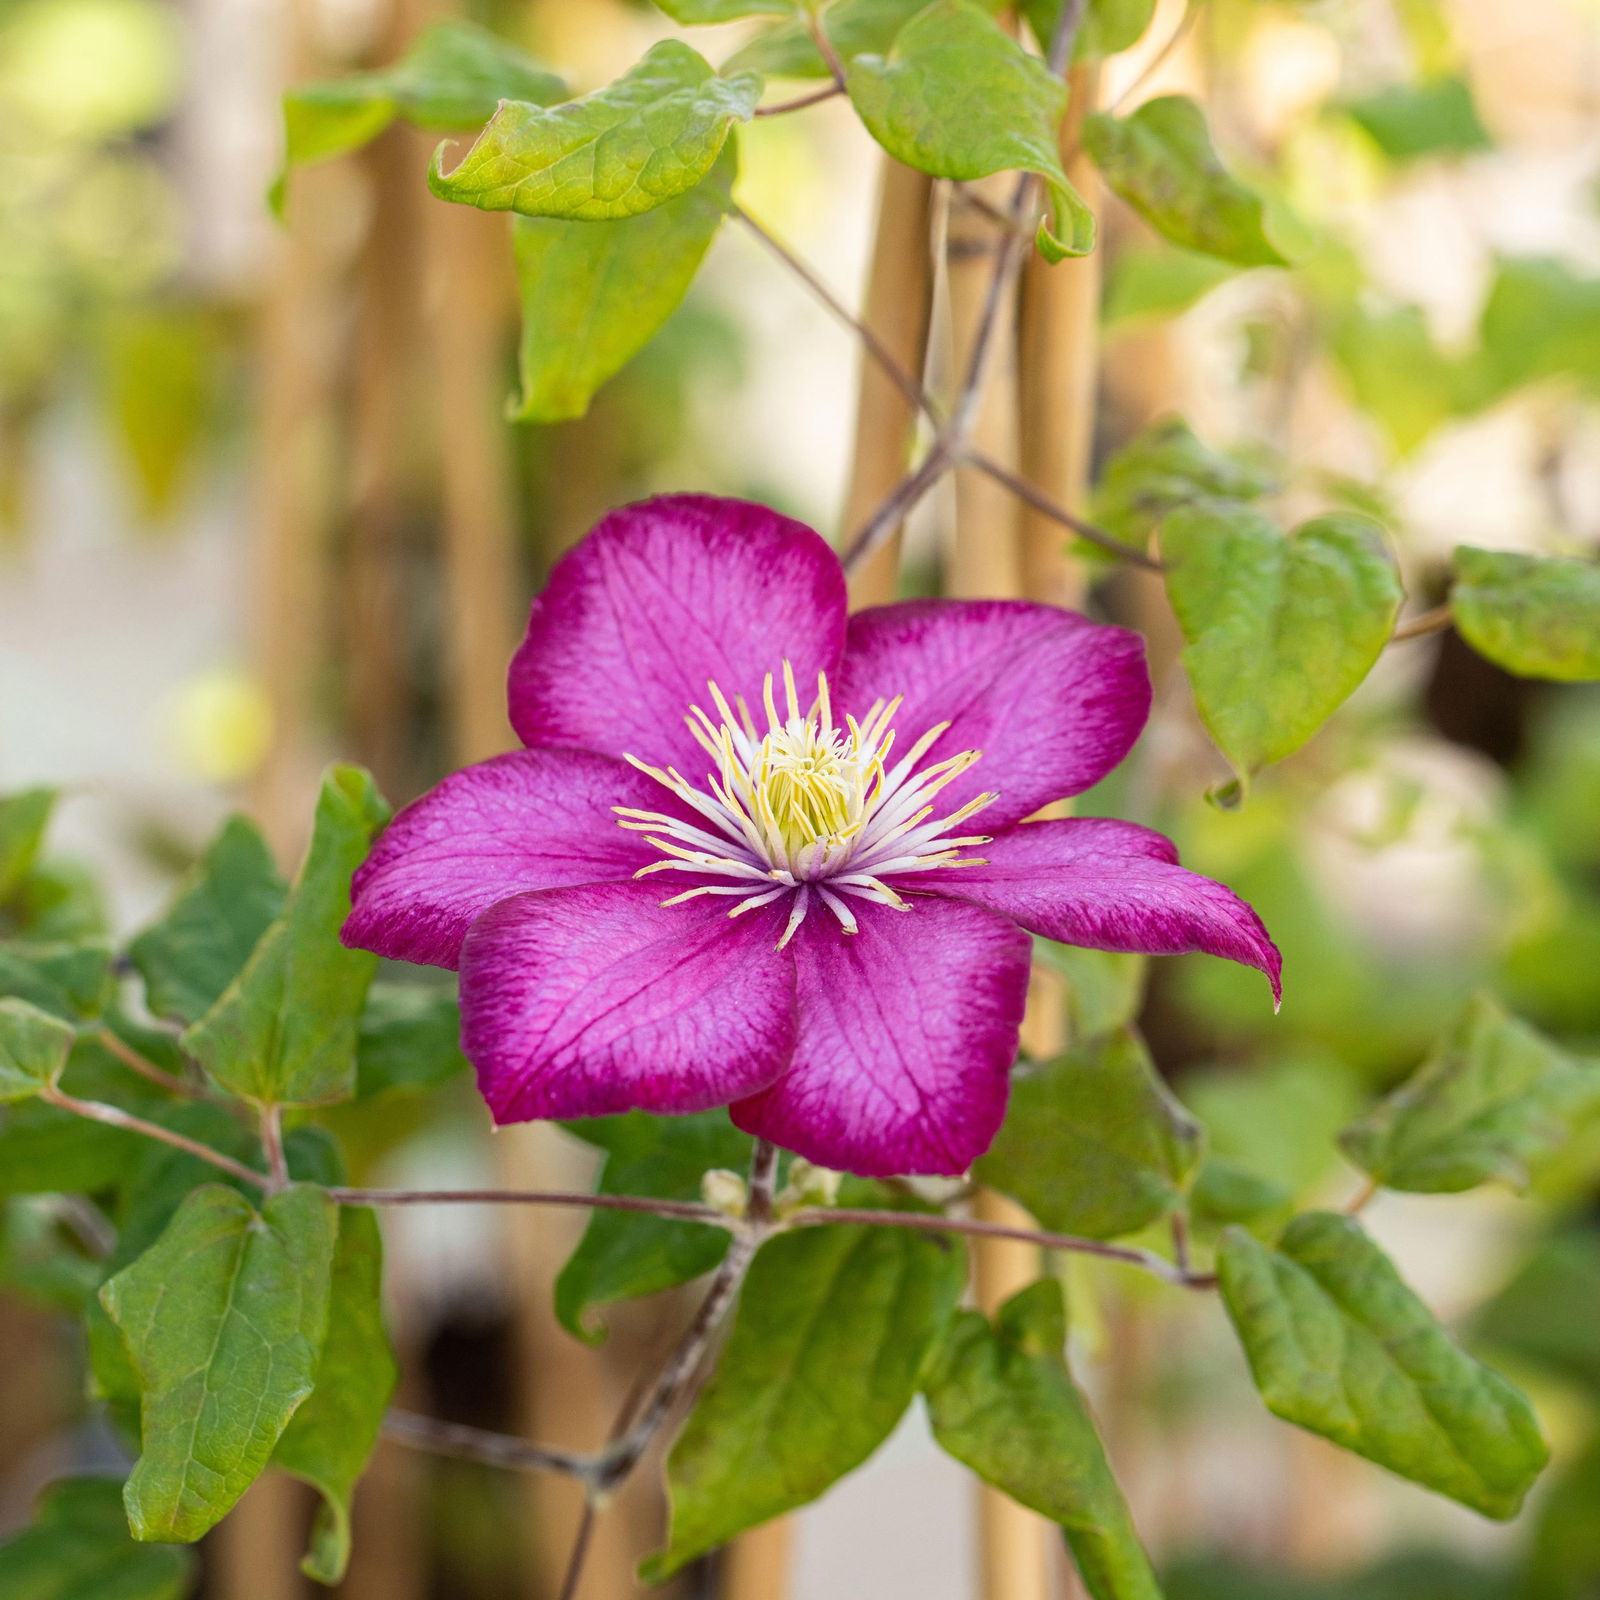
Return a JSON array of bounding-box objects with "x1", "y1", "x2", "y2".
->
[
  {"x1": 804, "y1": 4, "x2": 848, "y2": 89},
  {"x1": 96, "y1": 1028, "x2": 194, "y2": 1098},
  {"x1": 755, "y1": 83, "x2": 844, "y2": 117},
  {"x1": 557, "y1": 1498, "x2": 600, "y2": 1600},
  {"x1": 382, "y1": 1409, "x2": 594, "y2": 1481},
  {"x1": 733, "y1": 205, "x2": 942, "y2": 427},
  {"x1": 788, "y1": 1204, "x2": 1215, "y2": 1288},
  {"x1": 1344, "y1": 1176, "x2": 1380, "y2": 1215},
  {"x1": 1389, "y1": 602, "x2": 1452, "y2": 643},
  {"x1": 962, "y1": 446, "x2": 1160, "y2": 568},
  {"x1": 330, "y1": 1185, "x2": 733, "y2": 1225},
  {"x1": 40, "y1": 1083, "x2": 269, "y2": 1189}
]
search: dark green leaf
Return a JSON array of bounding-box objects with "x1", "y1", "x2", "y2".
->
[
  {"x1": 846, "y1": 0, "x2": 1094, "y2": 260},
  {"x1": 1084, "y1": 95, "x2": 1285, "y2": 266},
  {"x1": 1217, "y1": 1211, "x2": 1547, "y2": 1519},
  {"x1": 924, "y1": 1280, "x2": 1161, "y2": 1600},
  {"x1": 0, "y1": 787, "x2": 55, "y2": 903},
  {"x1": 1340, "y1": 994, "x2": 1600, "y2": 1193},
  {"x1": 1162, "y1": 506, "x2": 1402, "y2": 787},
  {"x1": 1476, "y1": 1229, "x2": 1600, "y2": 1398},
  {"x1": 4, "y1": 857, "x2": 109, "y2": 943},
  {"x1": 0, "y1": 1476, "x2": 193, "y2": 1600},
  {"x1": 1188, "y1": 1160, "x2": 1292, "y2": 1237},
  {"x1": 429, "y1": 41, "x2": 758, "y2": 221},
  {"x1": 977, "y1": 1027, "x2": 1202, "y2": 1240},
  {"x1": 0, "y1": 940, "x2": 114, "y2": 1021},
  {"x1": 1346, "y1": 75, "x2": 1491, "y2": 163},
  {"x1": 1022, "y1": 0, "x2": 1158, "y2": 62},
  {"x1": 510, "y1": 139, "x2": 734, "y2": 423},
  {"x1": 648, "y1": 1221, "x2": 966, "y2": 1576},
  {"x1": 0, "y1": 1103, "x2": 140, "y2": 1200},
  {"x1": 129, "y1": 815, "x2": 287, "y2": 1026},
  {"x1": 356, "y1": 981, "x2": 467, "y2": 1097},
  {"x1": 184, "y1": 765, "x2": 388, "y2": 1107},
  {"x1": 556, "y1": 1110, "x2": 750, "y2": 1342},
  {"x1": 0, "y1": 999, "x2": 74, "y2": 1100},
  {"x1": 1450, "y1": 546, "x2": 1600, "y2": 682},
  {"x1": 274, "y1": 1207, "x2": 398, "y2": 1584},
  {"x1": 101, "y1": 1183, "x2": 339, "y2": 1541},
  {"x1": 1093, "y1": 415, "x2": 1274, "y2": 543}
]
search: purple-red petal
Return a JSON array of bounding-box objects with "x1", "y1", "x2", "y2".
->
[
  {"x1": 834, "y1": 600, "x2": 1151, "y2": 830},
  {"x1": 912, "y1": 817, "x2": 1282, "y2": 1001},
  {"x1": 508, "y1": 495, "x2": 848, "y2": 776},
  {"x1": 342, "y1": 748, "x2": 663, "y2": 970},
  {"x1": 458, "y1": 880, "x2": 797, "y2": 1124},
  {"x1": 732, "y1": 897, "x2": 1031, "y2": 1177}
]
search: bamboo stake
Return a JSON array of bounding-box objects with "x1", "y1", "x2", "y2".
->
[{"x1": 840, "y1": 157, "x2": 938, "y2": 607}]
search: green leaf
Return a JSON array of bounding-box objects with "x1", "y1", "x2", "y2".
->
[
  {"x1": 101, "y1": 1183, "x2": 339, "y2": 1542},
  {"x1": 656, "y1": 0, "x2": 796, "y2": 19},
  {"x1": 1216, "y1": 1211, "x2": 1547, "y2": 1519},
  {"x1": 1022, "y1": 0, "x2": 1159, "y2": 62},
  {"x1": 846, "y1": 0, "x2": 1095, "y2": 261},
  {"x1": 274, "y1": 1207, "x2": 398, "y2": 1584},
  {"x1": 727, "y1": 0, "x2": 992, "y2": 81},
  {"x1": 0, "y1": 940, "x2": 114, "y2": 1021},
  {"x1": 1035, "y1": 943, "x2": 1147, "y2": 1039},
  {"x1": 1346, "y1": 75, "x2": 1491, "y2": 163},
  {"x1": 1328, "y1": 304, "x2": 1466, "y2": 455},
  {"x1": 0, "y1": 1197, "x2": 103, "y2": 1314},
  {"x1": 0, "y1": 1477, "x2": 193, "y2": 1600},
  {"x1": 429, "y1": 41, "x2": 759, "y2": 222},
  {"x1": 0, "y1": 999, "x2": 74, "y2": 1101},
  {"x1": 1339, "y1": 994, "x2": 1600, "y2": 1193},
  {"x1": 129, "y1": 815, "x2": 287, "y2": 1026},
  {"x1": 356, "y1": 981, "x2": 467, "y2": 1097},
  {"x1": 0, "y1": 787, "x2": 55, "y2": 903},
  {"x1": 976, "y1": 1027, "x2": 1202, "y2": 1240},
  {"x1": 279, "y1": 21, "x2": 565, "y2": 181},
  {"x1": 0, "y1": 1104, "x2": 139, "y2": 1200},
  {"x1": 1450, "y1": 546, "x2": 1600, "y2": 682},
  {"x1": 648, "y1": 1221, "x2": 966, "y2": 1576},
  {"x1": 1093, "y1": 415, "x2": 1274, "y2": 543},
  {"x1": 556, "y1": 1110, "x2": 750, "y2": 1342},
  {"x1": 1476, "y1": 1228, "x2": 1600, "y2": 1398},
  {"x1": 183, "y1": 765, "x2": 389, "y2": 1107},
  {"x1": 1101, "y1": 244, "x2": 1235, "y2": 328},
  {"x1": 1472, "y1": 257, "x2": 1600, "y2": 403},
  {"x1": 1162, "y1": 506, "x2": 1402, "y2": 787},
  {"x1": 511, "y1": 138, "x2": 734, "y2": 423},
  {"x1": 924, "y1": 1280, "x2": 1162, "y2": 1600},
  {"x1": 1084, "y1": 95, "x2": 1285, "y2": 267}
]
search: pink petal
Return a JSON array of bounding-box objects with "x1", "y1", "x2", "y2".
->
[
  {"x1": 342, "y1": 748, "x2": 663, "y2": 969},
  {"x1": 834, "y1": 600, "x2": 1150, "y2": 829},
  {"x1": 732, "y1": 897, "x2": 1031, "y2": 1177},
  {"x1": 459, "y1": 880, "x2": 797, "y2": 1123},
  {"x1": 508, "y1": 495, "x2": 847, "y2": 775},
  {"x1": 916, "y1": 817, "x2": 1281, "y2": 1001}
]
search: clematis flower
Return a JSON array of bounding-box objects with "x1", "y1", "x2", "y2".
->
[{"x1": 342, "y1": 495, "x2": 1279, "y2": 1177}]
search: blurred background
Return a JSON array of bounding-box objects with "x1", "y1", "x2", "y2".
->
[{"x1": 3, "y1": 0, "x2": 1600, "y2": 1595}]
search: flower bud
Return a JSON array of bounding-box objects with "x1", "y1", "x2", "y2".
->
[{"x1": 700, "y1": 1168, "x2": 748, "y2": 1218}]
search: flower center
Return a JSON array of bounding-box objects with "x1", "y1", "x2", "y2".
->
[{"x1": 615, "y1": 662, "x2": 996, "y2": 947}]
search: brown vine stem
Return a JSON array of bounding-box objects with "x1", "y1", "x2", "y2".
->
[
  {"x1": 732, "y1": 204, "x2": 943, "y2": 428},
  {"x1": 329, "y1": 1186, "x2": 733, "y2": 1225},
  {"x1": 383, "y1": 1410, "x2": 594, "y2": 1481},
  {"x1": 755, "y1": 83, "x2": 844, "y2": 117},
  {"x1": 260, "y1": 1104, "x2": 290, "y2": 1194},
  {"x1": 961, "y1": 447, "x2": 1160, "y2": 569},
  {"x1": 1389, "y1": 602, "x2": 1452, "y2": 643},
  {"x1": 95, "y1": 1028, "x2": 196, "y2": 1098},
  {"x1": 40, "y1": 1083, "x2": 269, "y2": 1189}
]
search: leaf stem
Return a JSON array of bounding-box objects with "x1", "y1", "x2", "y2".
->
[
  {"x1": 803, "y1": 3, "x2": 849, "y2": 90},
  {"x1": 260, "y1": 1103, "x2": 290, "y2": 1193},
  {"x1": 95, "y1": 1028, "x2": 196, "y2": 1098},
  {"x1": 1344, "y1": 1175, "x2": 1380, "y2": 1215},
  {"x1": 755, "y1": 83, "x2": 845, "y2": 118},
  {"x1": 382, "y1": 1409, "x2": 594, "y2": 1480},
  {"x1": 1389, "y1": 602, "x2": 1452, "y2": 643},
  {"x1": 39, "y1": 1082, "x2": 269, "y2": 1189}
]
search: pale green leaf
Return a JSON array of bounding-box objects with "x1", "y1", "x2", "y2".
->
[
  {"x1": 1346, "y1": 75, "x2": 1491, "y2": 163},
  {"x1": 1450, "y1": 546, "x2": 1600, "y2": 682},
  {"x1": 183, "y1": 765, "x2": 389, "y2": 1107},
  {"x1": 1084, "y1": 95, "x2": 1285, "y2": 266},
  {"x1": 429, "y1": 40, "x2": 759, "y2": 221},
  {"x1": 1162, "y1": 506, "x2": 1402, "y2": 787},
  {"x1": 1339, "y1": 994, "x2": 1600, "y2": 1193},
  {"x1": 648, "y1": 1220, "x2": 966, "y2": 1576},
  {"x1": 1022, "y1": 0, "x2": 1159, "y2": 62},
  {"x1": 846, "y1": 0, "x2": 1094, "y2": 260},
  {"x1": 510, "y1": 138, "x2": 734, "y2": 423},
  {"x1": 556, "y1": 1110, "x2": 749, "y2": 1342},
  {"x1": 924, "y1": 1280, "x2": 1162, "y2": 1600},
  {"x1": 0, "y1": 999, "x2": 75, "y2": 1102},
  {"x1": 656, "y1": 0, "x2": 796, "y2": 20},
  {"x1": 1217, "y1": 1211, "x2": 1547, "y2": 1519},
  {"x1": 129, "y1": 815, "x2": 287, "y2": 1026},
  {"x1": 0, "y1": 788, "x2": 55, "y2": 903},
  {"x1": 274, "y1": 1207, "x2": 397, "y2": 1584},
  {"x1": 101, "y1": 1183, "x2": 339, "y2": 1542},
  {"x1": 0, "y1": 1477, "x2": 193, "y2": 1600},
  {"x1": 977, "y1": 1027, "x2": 1201, "y2": 1240},
  {"x1": 1476, "y1": 1229, "x2": 1600, "y2": 1398},
  {"x1": 1093, "y1": 415, "x2": 1274, "y2": 543}
]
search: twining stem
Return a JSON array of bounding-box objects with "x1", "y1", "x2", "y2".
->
[
  {"x1": 1389, "y1": 602, "x2": 1452, "y2": 643},
  {"x1": 40, "y1": 1082, "x2": 269, "y2": 1189},
  {"x1": 383, "y1": 1409, "x2": 593, "y2": 1479},
  {"x1": 95, "y1": 1029, "x2": 195, "y2": 1099},
  {"x1": 803, "y1": 3, "x2": 848, "y2": 89},
  {"x1": 755, "y1": 83, "x2": 844, "y2": 118}
]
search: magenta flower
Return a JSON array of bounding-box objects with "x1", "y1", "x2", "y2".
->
[{"x1": 343, "y1": 495, "x2": 1279, "y2": 1177}]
